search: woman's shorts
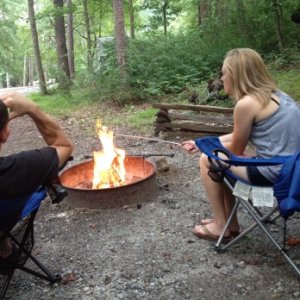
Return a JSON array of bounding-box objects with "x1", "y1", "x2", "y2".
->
[{"x1": 247, "y1": 166, "x2": 273, "y2": 186}]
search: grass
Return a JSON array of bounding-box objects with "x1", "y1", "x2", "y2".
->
[
  {"x1": 29, "y1": 92, "x2": 84, "y2": 116},
  {"x1": 270, "y1": 66, "x2": 300, "y2": 101}
]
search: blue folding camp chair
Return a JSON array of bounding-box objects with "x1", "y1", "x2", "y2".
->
[
  {"x1": 0, "y1": 181, "x2": 67, "y2": 299},
  {"x1": 195, "y1": 136, "x2": 300, "y2": 276}
]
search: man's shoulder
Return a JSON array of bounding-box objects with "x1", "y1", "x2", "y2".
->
[
  {"x1": 0, "y1": 147, "x2": 57, "y2": 172},
  {"x1": 0, "y1": 147, "x2": 59, "y2": 199}
]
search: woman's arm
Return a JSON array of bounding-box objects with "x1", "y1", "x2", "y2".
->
[{"x1": 226, "y1": 96, "x2": 257, "y2": 155}]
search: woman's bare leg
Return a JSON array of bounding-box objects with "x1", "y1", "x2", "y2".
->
[
  {"x1": 194, "y1": 154, "x2": 232, "y2": 237},
  {"x1": 223, "y1": 186, "x2": 240, "y2": 233},
  {"x1": 200, "y1": 188, "x2": 239, "y2": 233}
]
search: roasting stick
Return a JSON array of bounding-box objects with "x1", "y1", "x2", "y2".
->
[{"x1": 116, "y1": 133, "x2": 182, "y2": 146}]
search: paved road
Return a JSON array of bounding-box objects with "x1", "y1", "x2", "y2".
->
[{"x1": 0, "y1": 86, "x2": 40, "y2": 95}]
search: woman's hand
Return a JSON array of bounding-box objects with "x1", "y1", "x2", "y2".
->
[{"x1": 181, "y1": 140, "x2": 199, "y2": 154}]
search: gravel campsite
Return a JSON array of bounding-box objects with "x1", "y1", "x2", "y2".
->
[{"x1": 1, "y1": 102, "x2": 300, "y2": 300}]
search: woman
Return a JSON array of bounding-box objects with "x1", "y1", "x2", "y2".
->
[{"x1": 182, "y1": 48, "x2": 300, "y2": 242}]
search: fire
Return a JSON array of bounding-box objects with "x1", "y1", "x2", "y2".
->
[{"x1": 92, "y1": 120, "x2": 126, "y2": 189}]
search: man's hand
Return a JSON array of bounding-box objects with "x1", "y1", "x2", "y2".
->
[
  {"x1": 181, "y1": 140, "x2": 199, "y2": 154},
  {"x1": 1, "y1": 92, "x2": 37, "y2": 120},
  {"x1": 1, "y1": 91, "x2": 73, "y2": 168}
]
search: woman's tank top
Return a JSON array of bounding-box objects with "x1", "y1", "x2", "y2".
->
[{"x1": 250, "y1": 90, "x2": 300, "y2": 182}]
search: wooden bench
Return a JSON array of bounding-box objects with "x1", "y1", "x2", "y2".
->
[{"x1": 152, "y1": 103, "x2": 234, "y2": 137}]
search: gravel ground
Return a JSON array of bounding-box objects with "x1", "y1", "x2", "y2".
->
[{"x1": 1, "y1": 103, "x2": 300, "y2": 300}]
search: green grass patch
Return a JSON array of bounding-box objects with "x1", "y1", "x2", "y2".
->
[
  {"x1": 101, "y1": 104, "x2": 157, "y2": 134},
  {"x1": 270, "y1": 67, "x2": 300, "y2": 101},
  {"x1": 127, "y1": 107, "x2": 157, "y2": 131},
  {"x1": 28, "y1": 92, "x2": 83, "y2": 116}
]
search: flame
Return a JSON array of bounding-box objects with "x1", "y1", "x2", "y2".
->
[{"x1": 92, "y1": 120, "x2": 126, "y2": 189}]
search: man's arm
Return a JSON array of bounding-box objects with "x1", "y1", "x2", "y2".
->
[{"x1": 1, "y1": 92, "x2": 73, "y2": 168}]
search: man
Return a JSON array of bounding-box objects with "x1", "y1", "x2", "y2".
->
[{"x1": 0, "y1": 92, "x2": 73, "y2": 258}]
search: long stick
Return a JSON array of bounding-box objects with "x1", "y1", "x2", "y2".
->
[{"x1": 116, "y1": 133, "x2": 181, "y2": 146}]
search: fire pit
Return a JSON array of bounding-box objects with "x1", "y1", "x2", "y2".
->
[{"x1": 59, "y1": 156, "x2": 157, "y2": 209}]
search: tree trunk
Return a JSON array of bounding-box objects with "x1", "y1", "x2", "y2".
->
[
  {"x1": 83, "y1": 0, "x2": 93, "y2": 70},
  {"x1": 28, "y1": 56, "x2": 33, "y2": 86},
  {"x1": 197, "y1": 1, "x2": 201, "y2": 26},
  {"x1": 23, "y1": 54, "x2": 28, "y2": 87},
  {"x1": 6, "y1": 73, "x2": 11, "y2": 88},
  {"x1": 128, "y1": 0, "x2": 135, "y2": 39},
  {"x1": 235, "y1": 0, "x2": 255, "y2": 48},
  {"x1": 27, "y1": 0, "x2": 47, "y2": 94},
  {"x1": 112, "y1": 0, "x2": 127, "y2": 81},
  {"x1": 162, "y1": 1, "x2": 168, "y2": 35},
  {"x1": 66, "y1": 0, "x2": 75, "y2": 76},
  {"x1": 198, "y1": 0, "x2": 208, "y2": 26},
  {"x1": 272, "y1": 0, "x2": 285, "y2": 51},
  {"x1": 53, "y1": 0, "x2": 71, "y2": 88}
]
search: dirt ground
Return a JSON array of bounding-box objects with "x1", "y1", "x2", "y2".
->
[{"x1": 1, "y1": 102, "x2": 300, "y2": 300}]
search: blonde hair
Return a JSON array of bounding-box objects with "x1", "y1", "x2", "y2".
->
[{"x1": 223, "y1": 48, "x2": 277, "y2": 106}]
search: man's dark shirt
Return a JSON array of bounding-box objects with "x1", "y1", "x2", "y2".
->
[{"x1": 0, "y1": 147, "x2": 59, "y2": 200}]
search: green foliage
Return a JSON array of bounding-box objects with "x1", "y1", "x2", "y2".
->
[
  {"x1": 138, "y1": 0, "x2": 183, "y2": 33},
  {"x1": 1, "y1": 0, "x2": 299, "y2": 109},
  {"x1": 124, "y1": 33, "x2": 223, "y2": 96}
]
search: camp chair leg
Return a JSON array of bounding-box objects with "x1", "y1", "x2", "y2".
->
[
  {"x1": 218, "y1": 198, "x2": 300, "y2": 276},
  {"x1": 215, "y1": 199, "x2": 279, "y2": 252},
  {"x1": 0, "y1": 251, "x2": 61, "y2": 300},
  {"x1": 1, "y1": 272, "x2": 14, "y2": 300},
  {"x1": 242, "y1": 199, "x2": 300, "y2": 276},
  {"x1": 16, "y1": 252, "x2": 62, "y2": 283},
  {"x1": 214, "y1": 197, "x2": 241, "y2": 250}
]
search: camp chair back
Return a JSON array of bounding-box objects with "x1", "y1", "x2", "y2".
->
[
  {"x1": 195, "y1": 136, "x2": 300, "y2": 277},
  {"x1": 0, "y1": 183, "x2": 67, "y2": 300}
]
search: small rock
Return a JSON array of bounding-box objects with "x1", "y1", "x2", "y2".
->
[{"x1": 155, "y1": 157, "x2": 169, "y2": 173}]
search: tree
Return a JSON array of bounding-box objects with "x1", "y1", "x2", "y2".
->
[
  {"x1": 271, "y1": 0, "x2": 285, "y2": 51},
  {"x1": 27, "y1": 0, "x2": 47, "y2": 94},
  {"x1": 66, "y1": 0, "x2": 75, "y2": 76},
  {"x1": 140, "y1": 0, "x2": 182, "y2": 34},
  {"x1": 128, "y1": 0, "x2": 135, "y2": 39},
  {"x1": 53, "y1": 0, "x2": 71, "y2": 88},
  {"x1": 197, "y1": 0, "x2": 209, "y2": 26},
  {"x1": 83, "y1": 0, "x2": 93, "y2": 70},
  {"x1": 113, "y1": 0, "x2": 127, "y2": 80}
]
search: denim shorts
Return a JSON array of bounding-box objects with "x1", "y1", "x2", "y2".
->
[{"x1": 247, "y1": 166, "x2": 273, "y2": 186}]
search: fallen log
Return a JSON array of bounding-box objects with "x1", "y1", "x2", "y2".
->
[
  {"x1": 152, "y1": 103, "x2": 234, "y2": 136},
  {"x1": 155, "y1": 121, "x2": 233, "y2": 134},
  {"x1": 152, "y1": 103, "x2": 233, "y2": 114}
]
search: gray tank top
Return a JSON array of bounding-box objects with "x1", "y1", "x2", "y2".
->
[{"x1": 250, "y1": 90, "x2": 300, "y2": 182}]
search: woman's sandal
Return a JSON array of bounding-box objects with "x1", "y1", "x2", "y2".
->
[
  {"x1": 192, "y1": 225, "x2": 233, "y2": 244},
  {"x1": 200, "y1": 219, "x2": 240, "y2": 238}
]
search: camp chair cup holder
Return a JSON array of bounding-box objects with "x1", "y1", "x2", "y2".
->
[
  {"x1": 47, "y1": 182, "x2": 68, "y2": 204},
  {"x1": 207, "y1": 148, "x2": 231, "y2": 183}
]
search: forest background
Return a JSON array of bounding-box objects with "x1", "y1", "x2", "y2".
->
[{"x1": 0, "y1": 0, "x2": 299, "y2": 130}]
